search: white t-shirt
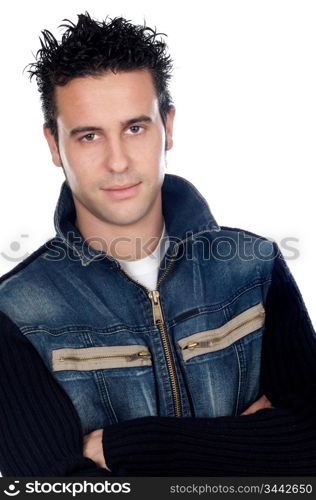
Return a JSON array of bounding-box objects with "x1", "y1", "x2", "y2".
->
[{"x1": 116, "y1": 222, "x2": 169, "y2": 291}]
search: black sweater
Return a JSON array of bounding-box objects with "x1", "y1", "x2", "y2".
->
[{"x1": 0, "y1": 252, "x2": 316, "y2": 476}]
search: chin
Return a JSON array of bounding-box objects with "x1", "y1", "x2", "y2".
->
[{"x1": 108, "y1": 214, "x2": 146, "y2": 227}]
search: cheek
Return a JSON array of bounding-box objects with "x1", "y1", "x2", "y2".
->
[
  {"x1": 60, "y1": 142, "x2": 100, "y2": 174},
  {"x1": 135, "y1": 131, "x2": 165, "y2": 164}
]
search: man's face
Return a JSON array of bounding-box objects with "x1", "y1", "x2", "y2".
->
[{"x1": 44, "y1": 69, "x2": 175, "y2": 228}]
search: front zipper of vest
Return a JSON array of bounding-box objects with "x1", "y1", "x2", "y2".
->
[{"x1": 118, "y1": 254, "x2": 182, "y2": 417}]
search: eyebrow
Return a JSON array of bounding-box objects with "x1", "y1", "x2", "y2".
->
[{"x1": 69, "y1": 115, "x2": 153, "y2": 137}]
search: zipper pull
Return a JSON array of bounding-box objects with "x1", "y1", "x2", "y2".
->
[
  {"x1": 128, "y1": 351, "x2": 151, "y2": 362},
  {"x1": 183, "y1": 340, "x2": 212, "y2": 351},
  {"x1": 187, "y1": 342, "x2": 199, "y2": 350},
  {"x1": 148, "y1": 290, "x2": 164, "y2": 324}
]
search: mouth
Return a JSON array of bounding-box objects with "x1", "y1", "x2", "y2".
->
[
  {"x1": 102, "y1": 182, "x2": 141, "y2": 199},
  {"x1": 106, "y1": 182, "x2": 140, "y2": 191}
]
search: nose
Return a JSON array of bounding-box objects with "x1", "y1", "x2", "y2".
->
[{"x1": 105, "y1": 138, "x2": 129, "y2": 173}]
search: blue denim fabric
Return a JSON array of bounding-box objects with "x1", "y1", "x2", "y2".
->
[{"x1": 0, "y1": 174, "x2": 275, "y2": 434}]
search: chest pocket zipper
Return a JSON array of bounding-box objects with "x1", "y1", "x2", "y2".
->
[
  {"x1": 177, "y1": 303, "x2": 265, "y2": 362},
  {"x1": 51, "y1": 345, "x2": 152, "y2": 371}
]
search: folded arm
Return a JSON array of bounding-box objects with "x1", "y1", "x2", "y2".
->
[{"x1": 0, "y1": 311, "x2": 111, "y2": 477}]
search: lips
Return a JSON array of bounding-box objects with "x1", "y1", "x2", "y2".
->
[
  {"x1": 101, "y1": 182, "x2": 141, "y2": 199},
  {"x1": 105, "y1": 183, "x2": 140, "y2": 191}
]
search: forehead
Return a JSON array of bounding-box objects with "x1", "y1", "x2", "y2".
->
[{"x1": 54, "y1": 69, "x2": 159, "y2": 126}]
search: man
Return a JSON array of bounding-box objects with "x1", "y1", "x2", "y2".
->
[{"x1": 0, "y1": 13, "x2": 316, "y2": 476}]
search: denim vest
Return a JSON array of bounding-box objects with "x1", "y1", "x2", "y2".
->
[{"x1": 0, "y1": 174, "x2": 275, "y2": 434}]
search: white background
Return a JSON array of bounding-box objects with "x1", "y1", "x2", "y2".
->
[{"x1": 0, "y1": 0, "x2": 315, "y2": 325}]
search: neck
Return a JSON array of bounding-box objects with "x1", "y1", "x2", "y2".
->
[{"x1": 74, "y1": 200, "x2": 164, "y2": 262}]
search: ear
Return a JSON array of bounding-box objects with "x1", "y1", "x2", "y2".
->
[
  {"x1": 43, "y1": 126, "x2": 62, "y2": 167},
  {"x1": 165, "y1": 106, "x2": 176, "y2": 151}
]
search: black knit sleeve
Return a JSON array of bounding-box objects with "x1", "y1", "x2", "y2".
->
[
  {"x1": 100, "y1": 245, "x2": 316, "y2": 476},
  {"x1": 0, "y1": 311, "x2": 112, "y2": 477},
  {"x1": 260, "y1": 243, "x2": 316, "y2": 406}
]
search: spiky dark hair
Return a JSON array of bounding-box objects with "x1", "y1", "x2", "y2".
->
[{"x1": 28, "y1": 12, "x2": 174, "y2": 140}]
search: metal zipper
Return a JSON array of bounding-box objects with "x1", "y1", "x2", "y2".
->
[
  {"x1": 59, "y1": 351, "x2": 151, "y2": 362},
  {"x1": 118, "y1": 254, "x2": 182, "y2": 417},
  {"x1": 148, "y1": 290, "x2": 182, "y2": 417}
]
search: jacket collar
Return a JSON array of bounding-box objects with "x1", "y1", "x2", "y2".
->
[{"x1": 54, "y1": 173, "x2": 220, "y2": 266}]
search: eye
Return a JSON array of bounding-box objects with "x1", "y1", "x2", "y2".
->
[
  {"x1": 126, "y1": 125, "x2": 144, "y2": 135},
  {"x1": 80, "y1": 133, "x2": 98, "y2": 142}
]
